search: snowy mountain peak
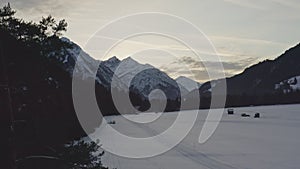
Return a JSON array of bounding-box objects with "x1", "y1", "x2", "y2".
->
[
  {"x1": 122, "y1": 56, "x2": 139, "y2": 65},
  {"x1": 102, "y1": 56, "x2": 121, "y2": 71},
  {"x1": 53, "y1": 37, "x2": 99, "y2": 78},
  {"x1": 107, "y1": 56, "x2": 120, "y2": 62},
  {"x1": 100, "y1": 56, "x2": 180, "y2": 100},
  {"x1": 176, "y1": 76, "x2": 201, "y2": 92},
  {"x1": 123, "y1": 57, "x2": 155, "y2": 69}
]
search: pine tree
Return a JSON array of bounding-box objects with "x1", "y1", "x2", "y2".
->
[
  {"x1": 0, "y1": 3, "x2": 15, "y2": 18},
  {"x1": 39, "y1": 15, "x2": 56, "y2": 38},
  {"x1": 53, "y1": 19, "x2": 67, "y2": 37},
  {"x1": 59, "y1": 141, "x2": 108, "y2": 169},
  {"x1": 0, "y1": 3, "x2": 16, "y2": 29}
]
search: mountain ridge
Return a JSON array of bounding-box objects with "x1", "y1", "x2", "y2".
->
[{"x1": 197, "y1": 42, "x2": 300, "y2": 107}]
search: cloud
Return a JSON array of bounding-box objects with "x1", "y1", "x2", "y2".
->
[
  {"x1": 2, "y1": 0, "x2": 298, "y2": 82},
  {"x1": 211, "y1": 35, "x2": 288, "y2": 47},
  {"x1": 178, "y1": 56, "x2": 256, "y2": 70},
  {"x1": 223, "y1": 0, "x2": 266, "y2": 10},
  {"x1": 160, "y1": 63, "x2": 209, "y2": 82},
  {"x1": 210, "y1": 35, "x2": 292, "y2": 63},
  {"x1": 269, "y1": 0, "x2": 300, "y2": 10},
  {"x1": 160, "y1": 56, "x2": 257, "y2": 82},
  {"x1": 0, "y1": 0, "x2": 85, "y2": 20}
]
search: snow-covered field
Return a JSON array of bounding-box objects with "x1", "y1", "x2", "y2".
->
[{"x1": 93, "y1": 104, "x2": 300, "y2": 169}]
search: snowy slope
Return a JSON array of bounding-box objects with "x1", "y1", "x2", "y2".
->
[
  {"x1": 102, "y1": 57, "x2": 181, "y2": 100},
  {"x1": 289, "y1": 76, "x2": 300, "y2": 90},
  {"x1": 176, "y1": 76, "x2": 201, "y2": 92},
  {"x1": 54, "y1": 38, "x2": 127, "y2": 89},
  {"x1": 54, "y1": 40, "x2": 198, "y2": 100},
  {"x1": 92, "y1": 104, "x2": 300, "y2": 169},
  {"x1": 59, "y1": 37, "x2": 98, "y2": 78},
  {"x1": 275, "y1": 75, "x2": 300, "y2": 93}
]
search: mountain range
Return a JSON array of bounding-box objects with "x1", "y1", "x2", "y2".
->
[
  {"x1": 2, "y1": 27, "x2": 300, "y2": 116},
  {"x1": 58, "y1": 38, "x2": 201, "y2": 102},
  {"x1": 56, "y1": 37, "x2": 300, "y2": 108}
]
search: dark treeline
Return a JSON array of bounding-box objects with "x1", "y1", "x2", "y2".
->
[
  {"x1": 194, "y1": 91, "x2": 300, "y2": 109},
  {"x1": 0, "y1": 3, "x2": 108, "y2": 169}
]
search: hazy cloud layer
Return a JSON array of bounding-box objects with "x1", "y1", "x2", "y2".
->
[
  {"x1": 160, "y1": 56, "x2": 257, "y2": 82},
  {"x1": 1, "y1": 0, "x2": 299, "y2": 82}
]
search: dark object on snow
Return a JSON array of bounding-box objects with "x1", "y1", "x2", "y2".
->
[
  {"x1": 254, "y1": 113, "x2": 260, "y2": 118},
  {"x1": 227, "y1": 109, "x2": 234, "y2": 115},
  {"x1": 108, "y1": 121, "x2": 116, "y2": 124},
  {"x1": 241, "y1": 113, "x2": 250, "y2": 117}
]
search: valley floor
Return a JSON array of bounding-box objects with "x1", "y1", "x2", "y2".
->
[{"x1": 92, "y1": 104, "x2": 300, "y2": 169}]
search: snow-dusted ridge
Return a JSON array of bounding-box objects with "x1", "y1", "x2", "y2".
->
[
  {"x1": 56, "y1": 38, "x2": 201, "y2": 99},
  {"x1": 102, "y1": 56, "x2": 181, "y2": 100}
]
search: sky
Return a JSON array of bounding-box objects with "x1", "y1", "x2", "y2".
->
[{"x1": 2, "y1": 0, "x2": 300, "y2": 82}]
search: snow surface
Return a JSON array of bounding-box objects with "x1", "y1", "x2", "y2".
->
[{"x1": 90, "y1": 104, "x2": 300, "y2": 169}]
